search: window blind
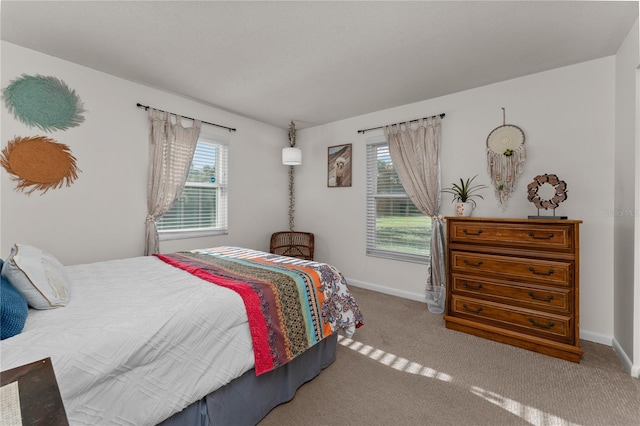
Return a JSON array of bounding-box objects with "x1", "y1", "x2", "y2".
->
[
  {"x1": 366, "y1": 136, "x2": 430, "y2": 263},
  {"x1": 158, "y1": 135, "x2": 228, "y2": 237}
]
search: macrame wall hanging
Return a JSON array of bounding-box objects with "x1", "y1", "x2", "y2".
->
[
  {"x1": 0, "y1": 136, "x2": 80, "y2": 195},
  {"x1": 486, "y1": 107, "x2": 526, "y2": 210},
  {"x1": 2, "y1": 74, "x2": 85, "y2": 132}
]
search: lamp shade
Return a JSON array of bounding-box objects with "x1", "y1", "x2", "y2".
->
[{"x1": 282, "y1": 147, "x2": 302, "y2": 165}]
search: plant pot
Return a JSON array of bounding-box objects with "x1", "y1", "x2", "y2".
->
[
  {"x1": 456, "y1": 202, "x2": 474, "y2": 217},
  {"x1": 426, "y1": 286, "x2": 445, "y2": 314}
]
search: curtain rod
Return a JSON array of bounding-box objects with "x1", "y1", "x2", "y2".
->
[
  {"x1": 357, "y1": 113, "x2": 445, "y2": 134},
  {"x1": 136, "y1": 103, "x2": 236, "y2": 132}
]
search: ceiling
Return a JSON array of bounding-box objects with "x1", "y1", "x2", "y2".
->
[{"x1": 1, "y1": 1, "x2": 638, "y2": 130}]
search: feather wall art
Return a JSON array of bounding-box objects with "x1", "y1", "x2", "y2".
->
[
  {"x1": 0, "y1": 136, "x2": 81, "y2": 195},
  {"x1": 2, "y1": 74, "x2": 85, "y2": 132}
]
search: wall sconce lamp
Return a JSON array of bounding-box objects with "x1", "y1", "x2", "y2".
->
[
  {"x1": 285, "y1": 121, "x2": 300, "y2": 231},
  {"x1": 283, "y1": 119, "x2": 301, "y2": 165},
  {"x1": 282, "y1": 147, "x2": 302, "y2": 165}
]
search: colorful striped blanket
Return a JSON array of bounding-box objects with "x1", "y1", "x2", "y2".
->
[{"x1": 155, "y1": 246, "x2": 363, "y2": 375}]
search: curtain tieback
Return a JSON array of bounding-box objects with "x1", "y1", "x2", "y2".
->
[
  {"x1": 146, "y1": 215, "x2": 157, "y2": 223},
  {"x1": 432, "y1": 214, "x2": 444, "y2": 221}
]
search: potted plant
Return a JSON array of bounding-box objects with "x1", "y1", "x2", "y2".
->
[{"x1": 442, "y1": 175, "x2": 488, "y2": 217}]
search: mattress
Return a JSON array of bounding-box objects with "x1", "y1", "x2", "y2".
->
[{"x1": 1, "y1": 256, "x2": 256, "y2": 425}]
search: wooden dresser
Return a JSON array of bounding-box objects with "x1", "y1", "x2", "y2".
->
[{"x1": 444, "y1": 217, "x2": 583, "y2": 362}]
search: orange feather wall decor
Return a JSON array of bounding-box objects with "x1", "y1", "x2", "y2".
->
[{"x1": 0, "y1": 135, "x2": 81, "y2": 195}]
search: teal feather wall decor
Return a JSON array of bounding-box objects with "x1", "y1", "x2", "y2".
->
[{"x1": 2, "y1": 74, "x2": 85, "y2": 132}]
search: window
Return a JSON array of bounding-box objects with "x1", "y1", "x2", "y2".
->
[
  {"x1": 157, "y1": 134, "x2": 228, "y2": 240},
  {"x1": 366, "y1": 135, "x2": 431, "y2": 263}
]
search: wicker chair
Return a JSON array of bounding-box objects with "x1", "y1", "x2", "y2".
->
[{"x1": 269, "y1": 231, "x2": 315, "y2": 261}]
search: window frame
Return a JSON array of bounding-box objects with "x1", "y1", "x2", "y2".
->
[
  {"x1": 158, "y1": 134, "x2": 228, "y2": 241},
  {"x1": 366, "y1": 135, "x2": 430, "y2": 264}
]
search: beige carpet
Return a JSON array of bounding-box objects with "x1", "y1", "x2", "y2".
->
[{"x1": 259, "y1": 286, "x2": 640, "y2": 426}]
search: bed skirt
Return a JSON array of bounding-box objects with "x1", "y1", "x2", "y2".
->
[{"x1": 158, "y1": 333, "x2": 338, "y2": 426}]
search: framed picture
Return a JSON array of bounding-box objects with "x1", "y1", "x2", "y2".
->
[{"x1": 327, "y1": 143, "x2": 352, "y2": 187}]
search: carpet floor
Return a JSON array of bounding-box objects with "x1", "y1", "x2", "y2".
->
[{"x1": 259, "y1": 286, "x2": 640, "y2": 426}]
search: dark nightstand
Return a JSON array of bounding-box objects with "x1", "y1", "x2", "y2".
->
[{"x1": 1, "y1": 358, "x2": 69, "y2": 425}]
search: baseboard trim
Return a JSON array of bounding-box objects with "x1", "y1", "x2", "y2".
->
[
  {"x1": 612, "y1": 338, "x2": 640, "y2": 378},
  {"x1": 579, "y1": 330, "x2": 612, "y2": 346},
  {"x1": 345, "y1": 278, "x2": 615, "y2": 347},
  {"x1": 346, "y1": 278, "x2": 640, "y2": 377},
  {"x1": 346, "y1": 278, "x2": 426, "y2": 303}
]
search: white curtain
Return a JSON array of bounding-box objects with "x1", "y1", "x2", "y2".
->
[
  {"x1": 384, "y1": 117, "x2": 445, "y2": 291},
  {"x1": 145, "y1": 108, "x2": 201, "y2": 255}
]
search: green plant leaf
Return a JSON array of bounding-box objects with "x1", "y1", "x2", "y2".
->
[{"x1": 442, "y1": 174, "x2": 488, "y2": 203}]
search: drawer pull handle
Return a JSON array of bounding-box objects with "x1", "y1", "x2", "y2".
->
[
  {"x1": 462, "y1": 304, "x2": 483, "y2": 314},
  {"x1": 462, "y1": 281, "x2": 483, "y2": 290},
  {"x1": 528, "y1": 292, "x2": 554, "y2": 302},
  {"x1": 528, "y1": 232, "x2": 554, "y2": 240},
  {"x1": 528, "y1": 318, "x2": 555, "y2": 329},
  {"x1": 463, "y1": 259, "x2": 484, "y2": 267},
  {"x1": 463, "y1": 229, "x2": 483, "y2": 236},
  {"x1": 529, "y1": 267, "x2": 554, "y2": 276}
]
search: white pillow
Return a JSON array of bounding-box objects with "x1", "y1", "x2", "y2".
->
[{"x1": 1, "y1": 244, "x2": 70, "y2": 309}]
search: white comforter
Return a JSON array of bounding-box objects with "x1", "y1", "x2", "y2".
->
[{"x1": 0, "y1": 256, "x2": 255, "y2": 425}]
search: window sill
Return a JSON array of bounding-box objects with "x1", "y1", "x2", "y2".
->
[
  {"x1": 366, "y1": 249, "x2": 429, "y2": 264},
  {"x1": 158, "y1": 229, "x2": 228, "y2": 241}
]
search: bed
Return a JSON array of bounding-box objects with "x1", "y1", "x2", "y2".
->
[{"x1": 0, "y1": 245, "x2": 364, "y2": 425}]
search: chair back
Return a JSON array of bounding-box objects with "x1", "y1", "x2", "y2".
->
[{"x1": 270, "y1": 232, "x2": 314, "y2": 260}]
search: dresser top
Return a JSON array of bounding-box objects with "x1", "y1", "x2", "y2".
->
[{"x1": 445, "y1": 216, "x2": 582, "y2": 225}]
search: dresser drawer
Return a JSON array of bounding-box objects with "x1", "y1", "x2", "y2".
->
[
  {"x1": 452, "y1": 274, "x2": 571, "y2": 314},
  {"x1": 445, "y1": 218, "x2": 582, "y2": 362},
  {"x1": 448, "y1": 220, "x2": 574, "y2": 251},
  {"x1": 451, "y1": 251, "x2": 572, "y2": 286},
  {"x1": 450, "y1": 295, "x2": 573, "y2": 344}
]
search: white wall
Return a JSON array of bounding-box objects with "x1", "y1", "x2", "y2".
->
[
  {"x1": 0, "y1": 42, "x2": 290, "y2": 265},
  {"x1": 1, "y1": 40, "x2": 630, "y2": 349},
  {"x1": 636, "y1": 64, "x2": 640, "y2": 377},
  {"x1": 613, "y1": 18, "x2": 639, "y2": 375},
  {"x1": 297, "y1": 57, "x2": 617, "y2": 344}
]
